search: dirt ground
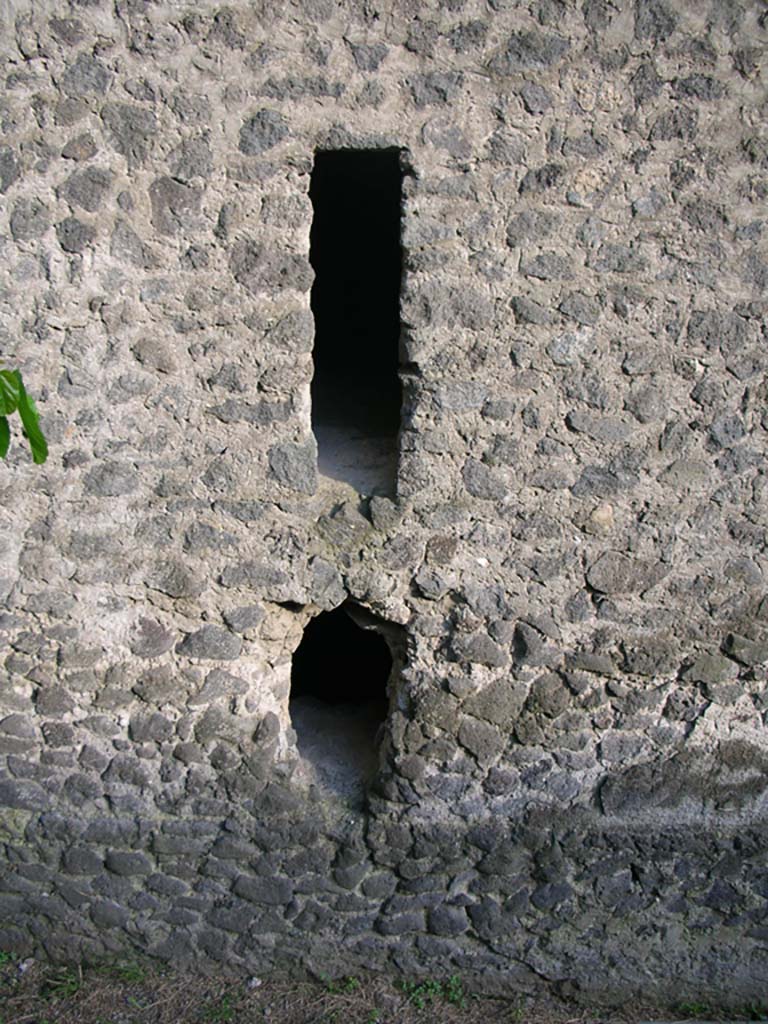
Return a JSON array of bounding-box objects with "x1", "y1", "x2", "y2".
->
[{"x1": 0, "y1": 954, "x2": 763, "y2": 1024}]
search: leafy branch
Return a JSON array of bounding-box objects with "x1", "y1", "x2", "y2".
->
[{"x1": 0, "y1": 366, "x2": 48, "y2": 464}]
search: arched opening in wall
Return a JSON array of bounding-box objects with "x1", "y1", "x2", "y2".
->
[
  {"x1": 309, "y1": 149, "x2": 403, "y2": 496},
  {"x1": 289, "y1": 603, "x2": 394, "y2": 803}
]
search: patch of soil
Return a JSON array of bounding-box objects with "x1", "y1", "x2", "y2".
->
[{"x1": 0, "y1": 955, "x2": 760, "y2": 1024}]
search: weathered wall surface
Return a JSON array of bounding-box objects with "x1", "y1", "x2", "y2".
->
[{"x1": 1, "y1": 0, "x2": 767, "y2": 1004}]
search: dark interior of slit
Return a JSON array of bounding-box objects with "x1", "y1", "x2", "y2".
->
[
  {"x1": 289, "y1": 605, "x2": 392, "y2": 798},
  {"x1": 309, "y1": 149, "x2": 402, "y2": 445}
]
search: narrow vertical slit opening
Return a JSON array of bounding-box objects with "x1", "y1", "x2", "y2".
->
[
  {"x1": 289, "y1": 603, "x2": 393, "y2": 803},
  {"x1": 309, "y1": 148, "x2": 403, "y2": 496}
]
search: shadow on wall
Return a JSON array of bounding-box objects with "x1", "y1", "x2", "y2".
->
[{"x1": 289, "y1": 602, "x2": 398, "y2": 806}]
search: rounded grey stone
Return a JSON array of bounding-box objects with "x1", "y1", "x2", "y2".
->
[
  {"x1": 90, "y1": 899, "x2": 128, "y2": 929},
  {"x1": 268, "y1": 440, "x2": 317, "y2": 494},
  {"x1": 0, "y1": 145, "x2": 20, "y2": 194},
  {"x1": 83, "y1": 461, "x2": 138, "y2": 497},
  {"x1": 56, "y1": 216, "x2": 95, "y2": 253},
  {"x1": 10, "y1": 199, "x2": 50, "y2": 241},
  {"x1": 238, "y1": 109, "x2": 289, "y2": 155},
  {"x1": 177, "y1": 625, "x2": 242, "y2": 661},
  {"x1": 105, "y1": 850, "x2": 152, "y2": 876},
  {"x1": 59, "y1": 167, "x2": 113, "y2": 212},
  {"x1": 129, "y1": 712, "x2": 174, "y2": 743},
  {"x1": 130, "y1": 618, "x2": 176, "y2": 659}
]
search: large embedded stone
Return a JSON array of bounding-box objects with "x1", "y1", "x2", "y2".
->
[
  {"x1": 0, "y1": 714, "x2": 36, "y2": 739},
  {"x1": 586, "y1": 552, "x2": 668, "y2": 595},
  {"x1": 83, "y1": 461, "x2": 138, "y2": 497},
  {"x1": 0, "y1": 146, "x2": 20, "y2": 194},
  {"x1": 61, "y1": 53, "x2": 112, "y2": 96},
  {"x1": 130, "y1": 618, "x2": 175, "y2": 658},
  {"x1": 177, "y1": 626, "x2": 242, "y2": 661},
  {"x1": 348, "y1": 42, "x2": 388, "y2": 70},
  {"x1": 35, "y1": 688, "x2": 75, "y2": 717},
  {"x1": 409, "y1": 71, "x2": 463, "y2": 107},
  {"x1": 90, "y1": 900, "x2": 128, "y2": 929},
  {"x1": 685, "y1": 653, "x2": 739, "y2": 685},
  {"x1": 522, "y1": 252, "x2": 574, "y2": 280},
  {"x1": 260, "y1": 76, "x2": 344, "y2": 101},
  {"x1": 169, "y1": 136, "x2": 213, "y2": 181},
  {"x1": 462, "y1": 459, "x2": 507, "y2": 500},
  {"x1": 511, "y1": 295, "x2": 552, "y2": 324},
  {"x1": 649, "y1": 107, "x2": 698, "y2": 142},
  {"x1": 0, "y1": 779, "x2": 49, "y2": 810},
  {"x1": 110, "y1": 220, "x2": 157, "y2": 269},
  {"x1": 146, "y1": 561, "x2": 204, "y2": 600},
  {"x1": 566, "y1": 411, "x2": 629, "y2": 443},
  {"x1": 129, "y1": 712, "x2": 174, "y2": 743},
  {"x1": 519, "y1": 163, "x2": 565, "y2": 194},
  {"x1": 559, "y1": 292, "x2": 602, "y2": 326},
  {"x1": 547, "y1": 329, "x2": 591, "y2": 366},
  {"x1": 687, "y1": 310, "x2": 749, "y2": 354},
  {"x1": 56, "y1": 216, "x2": 95, "y2": 253},
  {"x1": 219, "y1": 561, "x2": 290, "y2": 598},
  {"x1": 59, "y1": 167, "x2": 113, "y2": 212},
  {"x1": 42, "y1": 722, "x2": 75, "y2": 747},
  {"x1": 268, "y1": 440, "x2": 317, "y2": 494},
  {"x1": 458, "y1": 717, "x2": 505, "y2": 763},
  {"x1": 101, "y1": 103, "x2": 157, "y2": 168},
  {"x1": 463, "y1": 679, "x2": 526, "y2": 728},
  {"x1": 524, "y1": 672, "x2": 571, "y2": 718},
  {"x1": 208, "y1": 399, "x2": 290, "y2": 425},
  {"x1": 490, "y1": 29, "x2": 569, "y2": 73},
  {"x1": 103, "y1": 755, "x2": 152, "y2": 788},
  {"x1": 634, "y1": 0, "x2": 677, "y2": 42},
  {"x1": 266, "y1": 309, "x2": 314, "y2": 353},
  {"x1": 506, "y1": 209, "x2": 558, "y2": 249},
  {"x1": 10, "y1": 199, "x2": 50, "y2": 241},
  {"x1": 631, "y1": 62, "x2": 663, "y2": 104},
  {"x1": 132, "y1": 667, "x2": 179, "y2": 705},
  {"x1": 622, "y1": 636, "x2": 679, "y2": 677},
  {"x1": 451, "y1": 632, "x2": 508, "y2": 668},
  {"x1": 148, "y1": 176, "x2": 202, "y2": 235},
  {"x1": 222, "y1": 605, "x2": 265, "y2": 634},
  {"x1": 723, "y1": 633, "x2": 768, "y2": 667},
  {"x1": 233, "y1": 875, "x2": 293, "y2": 905},
  {"x1": 520, "y1": 82, "x2": 552, "y2": 114},
  {"x1": 188, "y1": 669, "x2": 249, "y2": 706},
  {"x1": 61, "y1": 132, "x2": 97, "y2": 160},
  {"x1": 316, "y1": 501, "x2": 371, "y2": 548},
  {"x1": 238, "y1": 109, "x2": 289, "y2": 155},
  {"x1": 230, "y1": 238, "x2": 313, "y2": 294},
  {"x1": 105, "y1": 850, "x2": 152, "y2": 876},
  {"x1": 62, "y1": 847, "x2": 103, "y2": 875},
  {"x1": 173, "y1": 742, "x2": 205, "y2": 764},
  {"x1": 427, "y1": 904, "x2": 468, "y2": 936},
  {"x1": 309, "y1": 558, "x2": 346, "y2": 610}
]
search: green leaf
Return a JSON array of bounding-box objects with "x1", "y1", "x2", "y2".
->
[
  {"x1": 0, "y1": 370, "x2": 21, "y2": 416},
  {"x1": 16, "y1": 378, "x2": 48, "y2": 464},
  {"x1": 0, "y1": 416, "x2": 9, "y2": 459}
]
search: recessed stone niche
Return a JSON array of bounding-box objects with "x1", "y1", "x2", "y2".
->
[
  {"x1": 309, "y1": 148, "x2": 404, "y2": 496},
  {"x1": 289, "y1": 602, "x2": 402, "y2": 805}
]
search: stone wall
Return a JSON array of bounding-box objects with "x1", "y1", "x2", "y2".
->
[{"x1": 1, "y1": 0, "x2": 767, "y2": 1004}]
